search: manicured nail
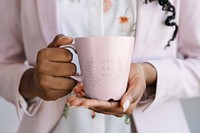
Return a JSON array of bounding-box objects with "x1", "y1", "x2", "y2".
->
[{"x1": 123, "y1": 100, "x2": 130, "y2": 112}]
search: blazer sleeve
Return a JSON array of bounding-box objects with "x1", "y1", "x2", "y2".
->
[
  {"x1": 144, "y1": 0, "x2": 200, "y2": 109},
  {"x1": 0, "y1": 0, "x2": 41, "y2": 119}
]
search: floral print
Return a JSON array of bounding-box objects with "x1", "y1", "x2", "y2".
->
[
  {"x1": 118, "y1": 7, "x2": 131, "y2": 32},
  {"x1": 63, "y1": 104, "x2": 69, "y2": 118},
  {"x1": 103, "y1": 0, "x2": 112, "y2": 13},
  {"x1": 66, "y1": 0, "x2": 136, "y2": 35},
  {"x1": 119, "y1": 7, "x2": 130, "y2": 24},
  {"x1": 118, "y1": 7, "x2": 136, "y2": 36}
]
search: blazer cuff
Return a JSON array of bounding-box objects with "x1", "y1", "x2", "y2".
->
[
  {"x1": 17, "y1": 92, "x2": 42, "y2": 120},
  {"x1": 137, "y1": 86, "x2": 156, "y2": 111},
  {"x1": 139, "y1": 59, "x2": 181, "y2": 111}
]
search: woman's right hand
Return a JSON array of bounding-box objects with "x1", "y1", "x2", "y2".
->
[{"x1": 19, "y1": 35, "x2": 78, "y2": 101}]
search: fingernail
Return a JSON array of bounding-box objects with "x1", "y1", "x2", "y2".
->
[{"x1": 123, "y1": 100, "x2": 130, "y2": 112}]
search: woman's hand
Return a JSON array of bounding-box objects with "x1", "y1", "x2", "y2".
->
[
  {"x1": 19, "y1": 34, "x2": 78, "y2": 101},
  {"x1": 66, "y1": 63, "x2": 157, "y2": 117}
]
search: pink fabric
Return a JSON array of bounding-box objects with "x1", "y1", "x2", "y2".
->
[{"x1": 0, "y1": 0, "x2": 200, "y2": 132}]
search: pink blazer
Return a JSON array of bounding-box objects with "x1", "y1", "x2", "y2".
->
[{"x1": 1, "y1": 0, "x2": 200, "y2": 132}]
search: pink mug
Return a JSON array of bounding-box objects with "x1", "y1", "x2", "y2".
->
[{"x1": 61, "y1": 36, "x2": 134, "y2": 101}]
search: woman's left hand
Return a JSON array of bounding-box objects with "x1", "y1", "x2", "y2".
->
[{"x1": 66, "y1": 63, "x2": 157, "y2": 117}]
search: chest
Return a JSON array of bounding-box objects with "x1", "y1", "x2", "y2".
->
[{"x1": 20, "y1": 0, "x2": 179, "y2": 65}]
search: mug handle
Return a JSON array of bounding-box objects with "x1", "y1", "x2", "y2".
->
[{"x1": 59, "y1": 44, "x2": 83, "y2": 83}]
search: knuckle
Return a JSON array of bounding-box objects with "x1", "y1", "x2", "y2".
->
[
  {"x1": 54, "y1": 34, "x2": 64, "y2": 41},
  {"x1": 65, "y1": 50, "x2": 73, "y2": 61},
  {"x1": 70, "y1": 63, "x2": 77, "y2": 75},
  {"x1": 37, "y1": 49, "x2": 50, "y2": 65},
  {"x1": 36, "y1": 51, "x2": 50, "y2": 74},
  {"x1": 57, "y1": 36, "x2": 64, "y2": 42},
  {"x1": 36, "y1": 63, "x2": 48, "y2": 74},
  {"x1": 38, "y1": 78, "x2": 50, "y2": 89},
  {"x1": 37, "y1": 48, "x2": 47, "y2": 60},
  {"x1": 35, "y1": 62, "x2": 43, "y2": 72}
]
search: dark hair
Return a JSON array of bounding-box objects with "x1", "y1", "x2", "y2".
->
[{"x1": 145, "y1": 0, "x2": 178, "y2": 47}]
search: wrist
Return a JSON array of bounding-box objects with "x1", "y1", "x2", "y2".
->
[
  {"x1": 139, "y1": 63, "x2": 157, "y2": 101},
  {"x1": 19, "y1": 68, "x2": 38, "y2": 100},
  {"x1": 140, "y1": 62, "x2": 157, "y2": 86}
]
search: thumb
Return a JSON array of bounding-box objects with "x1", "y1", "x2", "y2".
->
[
  {"x1": 120, "y1": 83, "x2": 145, "y2": 113},
  {"x1": 48, "y1": 34, "x2": 73, "y2": 48}
]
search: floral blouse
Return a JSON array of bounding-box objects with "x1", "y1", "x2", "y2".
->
[
  {"x1": 52, "y1": 0, "x2": 137, "y2": 133},
  {"x1": 59, "y1": 0, "x2": 137, "y2": 37}
]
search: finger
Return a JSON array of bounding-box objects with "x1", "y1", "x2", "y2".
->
[
  {"x1": 67, "y1": 96, "x2": 119, "y2": 114},
  {"x1": 73, "y1": 83, "x2": 84, "y2": 93},
  {"x1": 67, "y1": 96, "x2": 125, "y2": 116},
  {"x1": 90, "y1": 107, "x2": 125, "y2": 116},
  {"x1": 122, "y1": 96, "x2": 146, "y2": 115},
  {"x1": 38, "y1": 75, "x2": 77, "y2": 91},
  {"x1": 49, "y1": 62, "x2": 76, "y2": 77},
  {"x1": 67, "y1": 95, "x2": 80, "y2": 103},
  {"x1": 37, "y1": 61, "x2": 76, "y2": 77},
  {"x1": 48, "y1": 34, "x2": 73, "y2": 48},
  {"x1": 42, "y1": 89, "x2": 70, "y2": 101},
  {"x1": 50, "y1": 77, "x2": 77, "y2": 91},
  {"x1": 70, "y1": 97, "x2": 87, "y2": 107},
  {"x1": 67, "y1": 95, "x2": 88, "y2": 105},
  {"x1": 73, "y1": 89, "x2": 86, "y2": 97},
  {"x1": 73, "y1": 83, "x2": 85, "y2": 96},
  {"x1": 38, "y1": 48, "x2": 73, "y2": 63},
  {"x1": 80, "y1": 99, "x2": 123, "y2": 113},
  {"x1": 89, "y1": 107, "x2": 125, "y2": 117},
  {"x1": 120, "y1": 76, "x2": 146, "y2": 112}
]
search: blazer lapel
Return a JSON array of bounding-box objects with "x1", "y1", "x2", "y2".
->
[
  {"x1": 133, "y1": 0, "x2": 176, "y2": 62},
  {"x1": 133, "y1": 0, "x2": 157, "y2": 61},
  {"x1": 36, "y1": 0, "x2": 59, "y2": 45}
]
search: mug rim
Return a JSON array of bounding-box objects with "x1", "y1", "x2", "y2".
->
[{"x1": 75, "y1": 36, "x2": 134, "y2": 40}]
